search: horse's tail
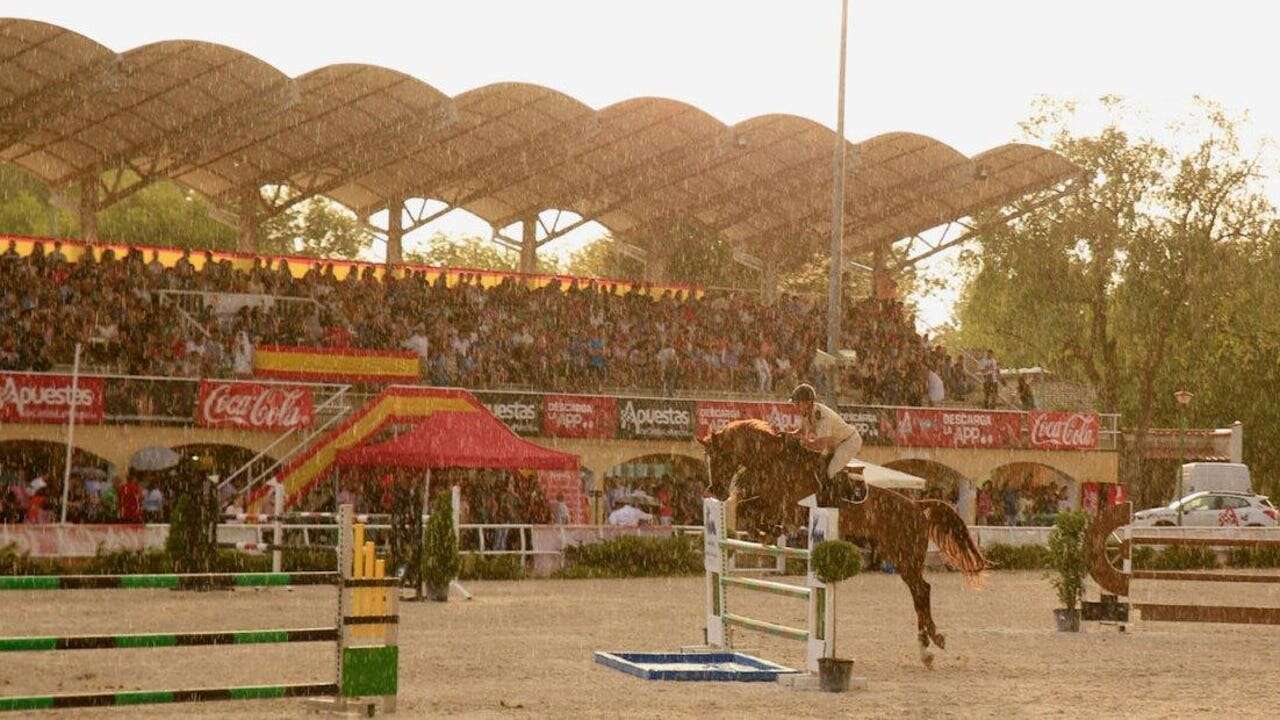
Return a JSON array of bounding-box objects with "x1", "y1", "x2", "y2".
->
[{"x1": 918, "y1": 499, "x2": 990, "y2": 578}]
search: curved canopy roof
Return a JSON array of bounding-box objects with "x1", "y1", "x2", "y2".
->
[{"x1": 0, "y1": 18, "x2": 1084, "y2": 263}]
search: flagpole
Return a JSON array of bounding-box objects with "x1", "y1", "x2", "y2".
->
[{"x1": 825, "y1": 0, "x2": 851, "y2": 403}]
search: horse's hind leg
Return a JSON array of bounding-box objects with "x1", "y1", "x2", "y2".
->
[{"x1": 900, "y1": 567, "x2": 943, "y2": 667}]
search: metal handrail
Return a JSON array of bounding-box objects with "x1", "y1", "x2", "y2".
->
[{"x1": 217, "y1": 386, "x2": 354, "y2": 498}]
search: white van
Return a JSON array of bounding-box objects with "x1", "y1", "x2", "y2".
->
[{"x1": 1180, "y1": 463, "x2": 1251, "y2": 495}]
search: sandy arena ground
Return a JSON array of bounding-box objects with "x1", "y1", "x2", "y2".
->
[{"x1": 2, "y1": 570, "x2": 1279, "y2": 719}]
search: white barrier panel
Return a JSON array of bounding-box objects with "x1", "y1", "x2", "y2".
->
[{"x1": 703, "y1": 497, "x2": 839, "y2": 673}]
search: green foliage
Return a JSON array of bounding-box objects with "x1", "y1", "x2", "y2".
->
[
  {"x1": 422, "y1": 493, "x2": 461, "y2": 590},
  {"x1": 1130, "y1": 544, "x2": 1218, "y2": 570},
  {"x1": 1228, "y1": 546, "x2": 1280, "y2": 568},
  {"x1": 85, "y1": 547, "x2": 172, "y2": 575},
  {"x1": 97, "y1": 180, "x2": 235, "y2": 250},
  {"x1": 0, "y1": 543, "x2": 34, "y2": 575},
  {"x1": 983, "y1": 543, "x2": 1052, "y2": 570},
  {"x1": 810, "y1": 540, "x2": 862, "y2": 584},
  {"x1": 0, "y1": 165, "x2": 70, "y2": 236},
  {"x1": 164, "y1": 494, "x2": 195, "y2": 558},
  {"x1": 564, "y1": 236, "x2": 644, "y2": 279},
  {"x1": 954, "y1": 98, "x2": 1280, "y2": 505},
  {"x1": 405, "y1": 232, "x2": 560, "y2": 273},
  {"x1": 460, "y1": 555, "x2": 525, "y2": 581},
  {"x1": 1045, "y1": 511, "x2": 1090, "y2": 610},
  {"x1": 553, "y1": 534, "x2": 701, "y2": 579},
  {"x1": 258, "y1": 193, "x2": 373, "y2": 259}
]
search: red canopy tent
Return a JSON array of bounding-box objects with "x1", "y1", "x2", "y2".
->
[{"x1": 336, "y1": 410, "x2": 578, "y2": 471}]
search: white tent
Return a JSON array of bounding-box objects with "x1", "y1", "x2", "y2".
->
[{"x1": 847, "y1": 460, "x2": 927, "y2": 490}]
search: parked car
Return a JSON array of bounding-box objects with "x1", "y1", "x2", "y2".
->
[{"x1": 1131, "y1": 491, "x2": 1278, "y2": 527}]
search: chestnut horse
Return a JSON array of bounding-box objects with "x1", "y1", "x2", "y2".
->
[{"x1": 698, "y1": 419, "x2": 989, "y2": 666}]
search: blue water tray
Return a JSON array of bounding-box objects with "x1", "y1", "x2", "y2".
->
[{"x1": 593, "y1": 651, "x2": 798, "y2": 682}]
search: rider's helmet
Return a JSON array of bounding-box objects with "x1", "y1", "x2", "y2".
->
[{"x1": 790, "y1": 383, "x2": 816, "y2": 403}]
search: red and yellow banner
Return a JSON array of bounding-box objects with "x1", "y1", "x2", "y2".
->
[
  {"x1": 0, "y1": 233, "x2": 703, "y2": 298},
  {"x1": 253, "y1": 345, "x2": 420, "y2": 384}
]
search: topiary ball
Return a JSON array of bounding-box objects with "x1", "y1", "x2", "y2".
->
[{"x1": 811, "y1": 540, "x2": 862, "y2": 584}]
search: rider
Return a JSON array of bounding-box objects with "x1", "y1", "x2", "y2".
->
[{"x1": 789, "y1": 383, "x2": 863, "y2": 482}]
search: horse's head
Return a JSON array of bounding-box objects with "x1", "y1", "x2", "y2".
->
[{"x1": 696, "y1": 426, "x2": 740, "y2": 500}]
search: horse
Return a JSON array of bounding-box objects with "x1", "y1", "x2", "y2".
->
[{"x1": 697, "y1": 418, "x2": 989, "y2": 667}]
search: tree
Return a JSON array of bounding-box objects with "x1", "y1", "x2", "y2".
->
[
  {"x1": 258, "y1": 194, "x2": 373, "y2": 259},
  {"x1": 404, "y1": 232, "x2": 560, "y2": 273},
  {"x1": 565, "y1": 236, "x2": 644, "y2": 279},
  {"x1": 954, "y1": 97, "x2": 1278, "y2": 505},
  {"x1": 97, "y1": 181, "x2": 236, "y2": 250},
  {"x1": 0, "y1": 164, "x2": 70, "y2": 237}
]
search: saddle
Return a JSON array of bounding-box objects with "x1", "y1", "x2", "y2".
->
[{"x1": 818, "y1": 459, "x2": 868, "y2": 507}]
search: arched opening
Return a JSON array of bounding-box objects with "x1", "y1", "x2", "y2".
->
[
  {"x1": 171, "y1": 443, "x2": 265, "y2": 505},
  {"x1": 982, "y1": 462, "x2": 1079, "y2": 526},
  {"x1": 0, "y1": 440, "x2": 115, "y2": 523},
  {"x1": 601, "y1": 453, "x2": 707, "y2": 526}
]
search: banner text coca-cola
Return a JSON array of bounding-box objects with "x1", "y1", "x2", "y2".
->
[{"x1": 197, "y1": 381, "x2": 314, "y2": 430}]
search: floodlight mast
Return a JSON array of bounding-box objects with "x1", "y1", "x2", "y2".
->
[{"x1": 825, "y1": 0, "x2": 851, "y2": 403}]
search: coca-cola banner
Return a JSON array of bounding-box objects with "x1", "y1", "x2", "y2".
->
[
  {"x1": 1028, "y1": 411, "x2": 1100, "y2": 450},
  {"x1": 838, "y1": 406, "x2": 895, "y2": 446},
  {"x1": 0, "y1": 372, "x2": 104, "y2": 424},
  {"x1": 893, "y1": 408, "x2": 1022, "y2": 449},
  {"x1": 196, "y1": 381, "x2": 313, "y2": 431},
  {"x1": 617, "y1": 397, "x2": 695, "y2": 441},
  {"x1": 694, "y1": 400, "x2": 804, "y2": 437},
  {"x1": 542, "y1": 394, "x2": 617, "y2": 439},
  {"x1": 476, "y1": 392, "x2": 543, "y2": 436}
]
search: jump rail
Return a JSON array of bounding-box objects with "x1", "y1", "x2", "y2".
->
[
  {"x1": 0, "y1": 505, "x2": 400, "y2": 715},
  {"x1": 1084, "y1": 501, "x2": 1280, "y2": 626}
]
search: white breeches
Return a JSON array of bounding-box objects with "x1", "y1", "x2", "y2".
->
[{"x1": 827, "y1": 431, "x2": 863, "y2": 479}]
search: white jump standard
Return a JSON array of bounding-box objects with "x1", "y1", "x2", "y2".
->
[{"x1": 702, "y1": 497, "x2": 840, "y2": 674}]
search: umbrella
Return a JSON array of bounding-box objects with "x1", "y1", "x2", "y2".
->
[
  {"x1": 129, "y1": 446, "x2": 181, "y2": 472},
  {"x1": 845, "y1": 461, "x2": 927, "y2": 490},
  {"x1": 70, "y1": 467, "x2": 108, "y2": 481}
]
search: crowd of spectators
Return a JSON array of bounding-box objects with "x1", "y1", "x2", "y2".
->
[
  {"x1": 0, "y1": 464, "x2": 167, "y2": 524},
  {"x1": 0, "y1": 238, "x2": 985, "y2": 406}
]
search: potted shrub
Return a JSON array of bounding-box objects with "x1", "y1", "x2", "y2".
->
[
  {"x1": 421, "y1": 493, "x2": 461, "y2": 602},
  {"x1": 810, "y1": 540, "x2": 861, "y2": 692},
  {"x1": 1046, "y1": 511, "x2": 1089, "y2": 632}
]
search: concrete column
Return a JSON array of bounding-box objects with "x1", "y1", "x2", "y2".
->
[
  {"x1": 385, "y1": 199, "x2": 404, "y2": 266},
  {"x1": 760, "y1": 259, "x2": 779, "y2": 305},
  {"x1": 519, "y1": 215, "x2": 538, "y2": 274},
  {"x1": 956, "y1": 477, "x2": 977, "y2": 525},
  {"x1": 1229, "y1": 421, "x2": 1244, "y2": 464},
  {"x1": 79, "y1": 174, "x2": 98, "y2": 243},
  {"x1": 237, "y1": 187, "x2": 258, "y2": 253}
]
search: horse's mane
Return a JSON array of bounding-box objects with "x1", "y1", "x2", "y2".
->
[{"x1": 723, "y1": 418, "x2": 777, "y2": 437}]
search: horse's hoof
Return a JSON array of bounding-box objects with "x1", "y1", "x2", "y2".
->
[
  {"x1": 919, "y1": 647, "x2": 935, "y2": 669},
  {"x1": 933, "y1": 633, "x2": 946, "y2": 650}
]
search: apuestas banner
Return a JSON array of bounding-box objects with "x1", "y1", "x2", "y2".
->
[
  {"x1": 617, "y1": 397, "x2": 695, "y2": 440},
  {"x1": 1028, "y1": 411, "x2": 1100, "y2": 450},
  {"x1": 693, "y1": 400, "x2": 804, "y2": 437},
  {"x1": 893, "y1": 408, "x2": 1022, "y2": 449},
  {"x1": 476, "y1": 392, "x2": 543, "y2": 437},
  {"x1": 196, "y1": 380, "x2": 313, "y2": 431},
  {"x1": 0, "y1": 372, "x2": 105, "y2": 424},
  {"x1": 838, "y1": 406, "x2": 895, "y2": 446},
  {"x1": 543, "y1": 394, "x2": 618, "y2": 439}
]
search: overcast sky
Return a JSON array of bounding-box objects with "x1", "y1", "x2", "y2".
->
[{"x1": 10, "y1": 1, "x2": 1278, "y2": 326}]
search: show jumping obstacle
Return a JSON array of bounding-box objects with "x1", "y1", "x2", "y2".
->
[
  {"x1": 702, "y1": 498, "x2": 840, "y2": 673},
  {"x1": 1084, "y1": 501, "x2": 1280, "y2": 626},
  {"x1": 0, "y1": 505, "x2": 400, "y2": 715}
]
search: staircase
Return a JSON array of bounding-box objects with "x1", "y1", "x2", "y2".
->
[{"x1": 217, "y1": 385, "x2": 361, "y2": 509}]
